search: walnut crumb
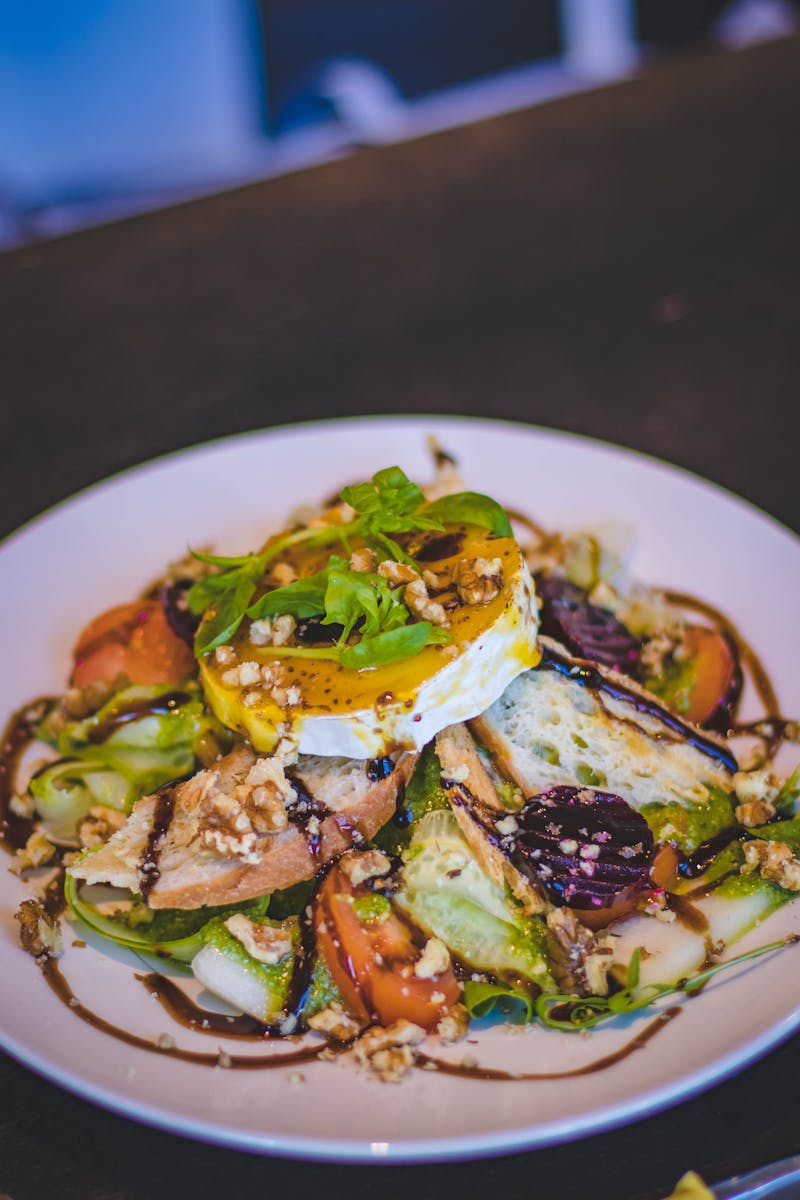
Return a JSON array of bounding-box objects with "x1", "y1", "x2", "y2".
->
[
  {"x1": 455, "y1": 556, "x2": 502, "y2": 606},
  {"x1": 351, "y1": 1020, "x2": 426, "y2": 1083},
  {"x1": 546, "y1": 908, "x2": 614, "y2": 997},
  {"x1": 741, "y1": 840, "x2": 800, "y2": 891},
  {"x1": 404, "y1": 578, "x2": 450, "y2": 628},
  {"x1": 350, "y1": 548, "x2": 377, "y2": 573},
  {"x1": 15, "y1": 898, "x2": 63, "y2": 960},
  {"x1": 339, "y1": 849, "x2": 391, "y2": 887},
  {"x1": 377, "y1": 560, "x2": 418, "y2": 587},
  {"x1": 225, "y1": 914, "x2": 293, "y2": 964},
  {"x1": 9, "y1": 830, "x2": 57, "y2": 875},
  {"x1": 78, "y1": 805, "x2": 127, "y2": 848},
  {"x1": 9, "y1": 793, "x2": 35, "y2": 820},
  {"x1": 436, "y1": 1003, "x2": 469, "y2": 1044},
  {"x1": 735, "y1": 798, "x2": 776, "y2": 828},
  {"x1": 307, "y1": 1004, "x2": 364, "y2": 1042}
]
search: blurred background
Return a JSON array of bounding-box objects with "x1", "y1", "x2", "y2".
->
[{"x1": 2, "y1": 0, "x2": 798, "y2": 251}]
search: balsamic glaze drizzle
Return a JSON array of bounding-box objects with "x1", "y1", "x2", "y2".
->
[{"x1": 539, "y1": 646, "x2": 739, "y2": 773}]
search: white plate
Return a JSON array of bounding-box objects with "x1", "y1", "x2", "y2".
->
[{"x1": 1, "y1": 416, "x2": 799, "y2": 1163}]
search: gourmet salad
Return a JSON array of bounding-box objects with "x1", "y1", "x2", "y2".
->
[{"x1": 3, "y1": 443, "x2": 798, "y2": 1083}]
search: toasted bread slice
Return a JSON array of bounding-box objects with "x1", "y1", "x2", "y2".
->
[
  {"x1": 471, "y1": 639, "x2": 735, "y2": 810},
  {"x1": 435, "y1": 723, "x2": 546, "y2": 914},
  {"x1": 70, "y1": 744, "x2": 416, "y2": 909}
]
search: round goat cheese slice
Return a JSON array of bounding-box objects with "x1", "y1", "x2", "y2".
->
[{"x1": 199, "y1": 525, "x2": 540, "y2": 758}]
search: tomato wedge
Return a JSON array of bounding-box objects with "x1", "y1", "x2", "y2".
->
[
  {"x1": 314, "y1": 864, "x2": 460, "y2": 1030},
  {"x1": 72, "y1": 599, "x2": 196, "y2": 689},
  {"x1": 681, "y1": 625, "x2": 740, "y2": 727}
]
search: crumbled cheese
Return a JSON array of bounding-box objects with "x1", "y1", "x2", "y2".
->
[
  {"x1": 414, "y1": 937, "x2": 450, "y2": 980},
  {"x1": 495, "y1": 815, "x2": 519, "y2": 836}
]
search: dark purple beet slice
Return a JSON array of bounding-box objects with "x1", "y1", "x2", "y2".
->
[
  {"x1": 536, "y1": 575, "x2": 640, "y2": 674},
  {"x1": 160, "y1": 580, "x2": 200, "y2": 646},
  {"x1": 507, "y1": 786, "x2": 654, "y2": 912}
]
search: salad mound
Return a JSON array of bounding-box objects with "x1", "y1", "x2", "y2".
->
[{"x1": 3, "y1": 447, "x2": 799, "y2": 1083}]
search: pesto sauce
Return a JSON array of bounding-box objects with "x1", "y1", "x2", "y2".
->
[{"x1": 641, "y1": 786, "x2": 736, "y2": 853}]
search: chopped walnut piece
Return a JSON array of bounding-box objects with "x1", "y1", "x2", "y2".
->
[
  {"x1": 741, "y1": 840, "x2": 800, "y2": 891},
  {"x1": 455, "y1": 557, "x2": 503, "y2": 607},
  {"x1": 9, "y1": 793, "x2": 35, "y2": 820},
  {"x1": 350, "y1": 548, "x2": 377, "y2": 574},
  {"x1": 404, "y1": 578, "x2": 450, "y2": 628},
  {"x1": 436, "y1": 1003, "x2": 469, "y2": 1044},
  {"x1": 546, "y1": 908, "x2": 614, "y2": 997},
  {"x1": 735, "y1": 798, "x2": 777, "y2": 828},
  {"x1": 249, "y1": 786, "x2": 289, "y2": 832},
  {"x1": 224, "y1": 913, "x2": 293, "y2": 964},
  {"x1": 377, "y1": 560, "x2": 418, "y2": 587},
  {"x1": 15, "y1": 898, "x2": 63, "y2": 960},
  {"x1": 339, "y1": 849, "x2": 391, "y2": 887},
  {"x1": 9, "y1": 830, "x2": 57, "y2": 875},
  {"x1": 307, "y1": 1004, "x2": 364, "y2": 1042},
  {"x1": 78, "y1": 805, "x2": 128, "y2": 848},
  {"x1": 733, "y1": 770, "x2": 782, "y2": 809},
  {"x1": 414, "y1": 937, "x2": 451, "y2": 980},
  {"x1": 422, "y1": 566, "x2": 453, "y2": 591},
  {"x1": 351, "y1": 1020, "x2": 426, "y2": 1082},
  {"x1": 198, "y1": 788, "x2": 260, "y2": 862}
]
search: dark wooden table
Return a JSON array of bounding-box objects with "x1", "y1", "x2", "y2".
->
[{"x1": 1, "y1": 34, "x2": 799, "y2": 1200}]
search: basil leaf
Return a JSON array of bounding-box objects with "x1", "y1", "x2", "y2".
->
[
  {"x1": 190, "y1": 549, "x2": 263, "y2": 569},
  {"x1": 339, "y1": 621, "x2": 450, "y2": 669},
  {"x1": 247, "y1": 569, "x2": 329, "y2": 621},
  {"x1": 323, "y1": 564, "x2": 381, "y2": 642},
  {"x1": 462, "y1": 981, "x2": 533, "y2": 1023},
  {"x1": 342, "y1": 466, "x2": 424, "y2": 519},
  {"x1": 422, "y1": 491, "x2": 513, "y2": 538},
  {"x1": 194, "y1": 574, "x2": 258, "y2": 656}
]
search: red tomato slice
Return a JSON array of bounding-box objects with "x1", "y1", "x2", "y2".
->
[
  {"x1": 72, "y1": 599, "x2": 196, "y2": 689},
  {"x1": 682, "y1": 625, "x2": 739, "y2": 726},
  {"x1": 314, "y1": 865, "x2": 460, "y2": 1030}
]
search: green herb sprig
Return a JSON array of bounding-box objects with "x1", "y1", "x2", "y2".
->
[
  {"x1": 188, "y1": 466, "x2": 512, "y2": 660},
  {"x1": 535, "y1": 935, "x2": 798, "y2": 1031}
]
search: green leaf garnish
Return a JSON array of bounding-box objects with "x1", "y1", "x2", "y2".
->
[
  {"x1": 463, "y1": 980, "x2": 534, "y2": 1023},
  {"x1": 536, "y1": 935, "x2": 797, "y2": 1031},
  {"x1": 422, "y1": 491, "x2": 513, "y2": 538},
  {"x1": 189, "y1": 465, "x2": 508, "y2": 661},
  {"x1": 339, "y1": 621, "x2": 451, "y2": 669}
]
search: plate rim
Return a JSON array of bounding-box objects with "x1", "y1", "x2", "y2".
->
[{"x1": 1, "y1": 413, "x2": 798, "y2": 1163}]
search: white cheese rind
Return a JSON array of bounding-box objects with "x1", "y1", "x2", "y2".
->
[{"x1": 292, "y1": 563, "x2": 539, "y2": 758}]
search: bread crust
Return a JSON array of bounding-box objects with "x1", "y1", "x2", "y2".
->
[{"x1": 70, "y1": 746, "x2": 417, "y2": 910}]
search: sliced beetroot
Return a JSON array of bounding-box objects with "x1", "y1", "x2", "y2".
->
[
  {"x1": 160, "y1": 580, "x2": 200, "y2": 646},
  {"x1": 507, "y1": 786, "x2": 654, "y2": 913},
  {"x1": 537, "y1": 575, "x2": 640, "y2": 674}
]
